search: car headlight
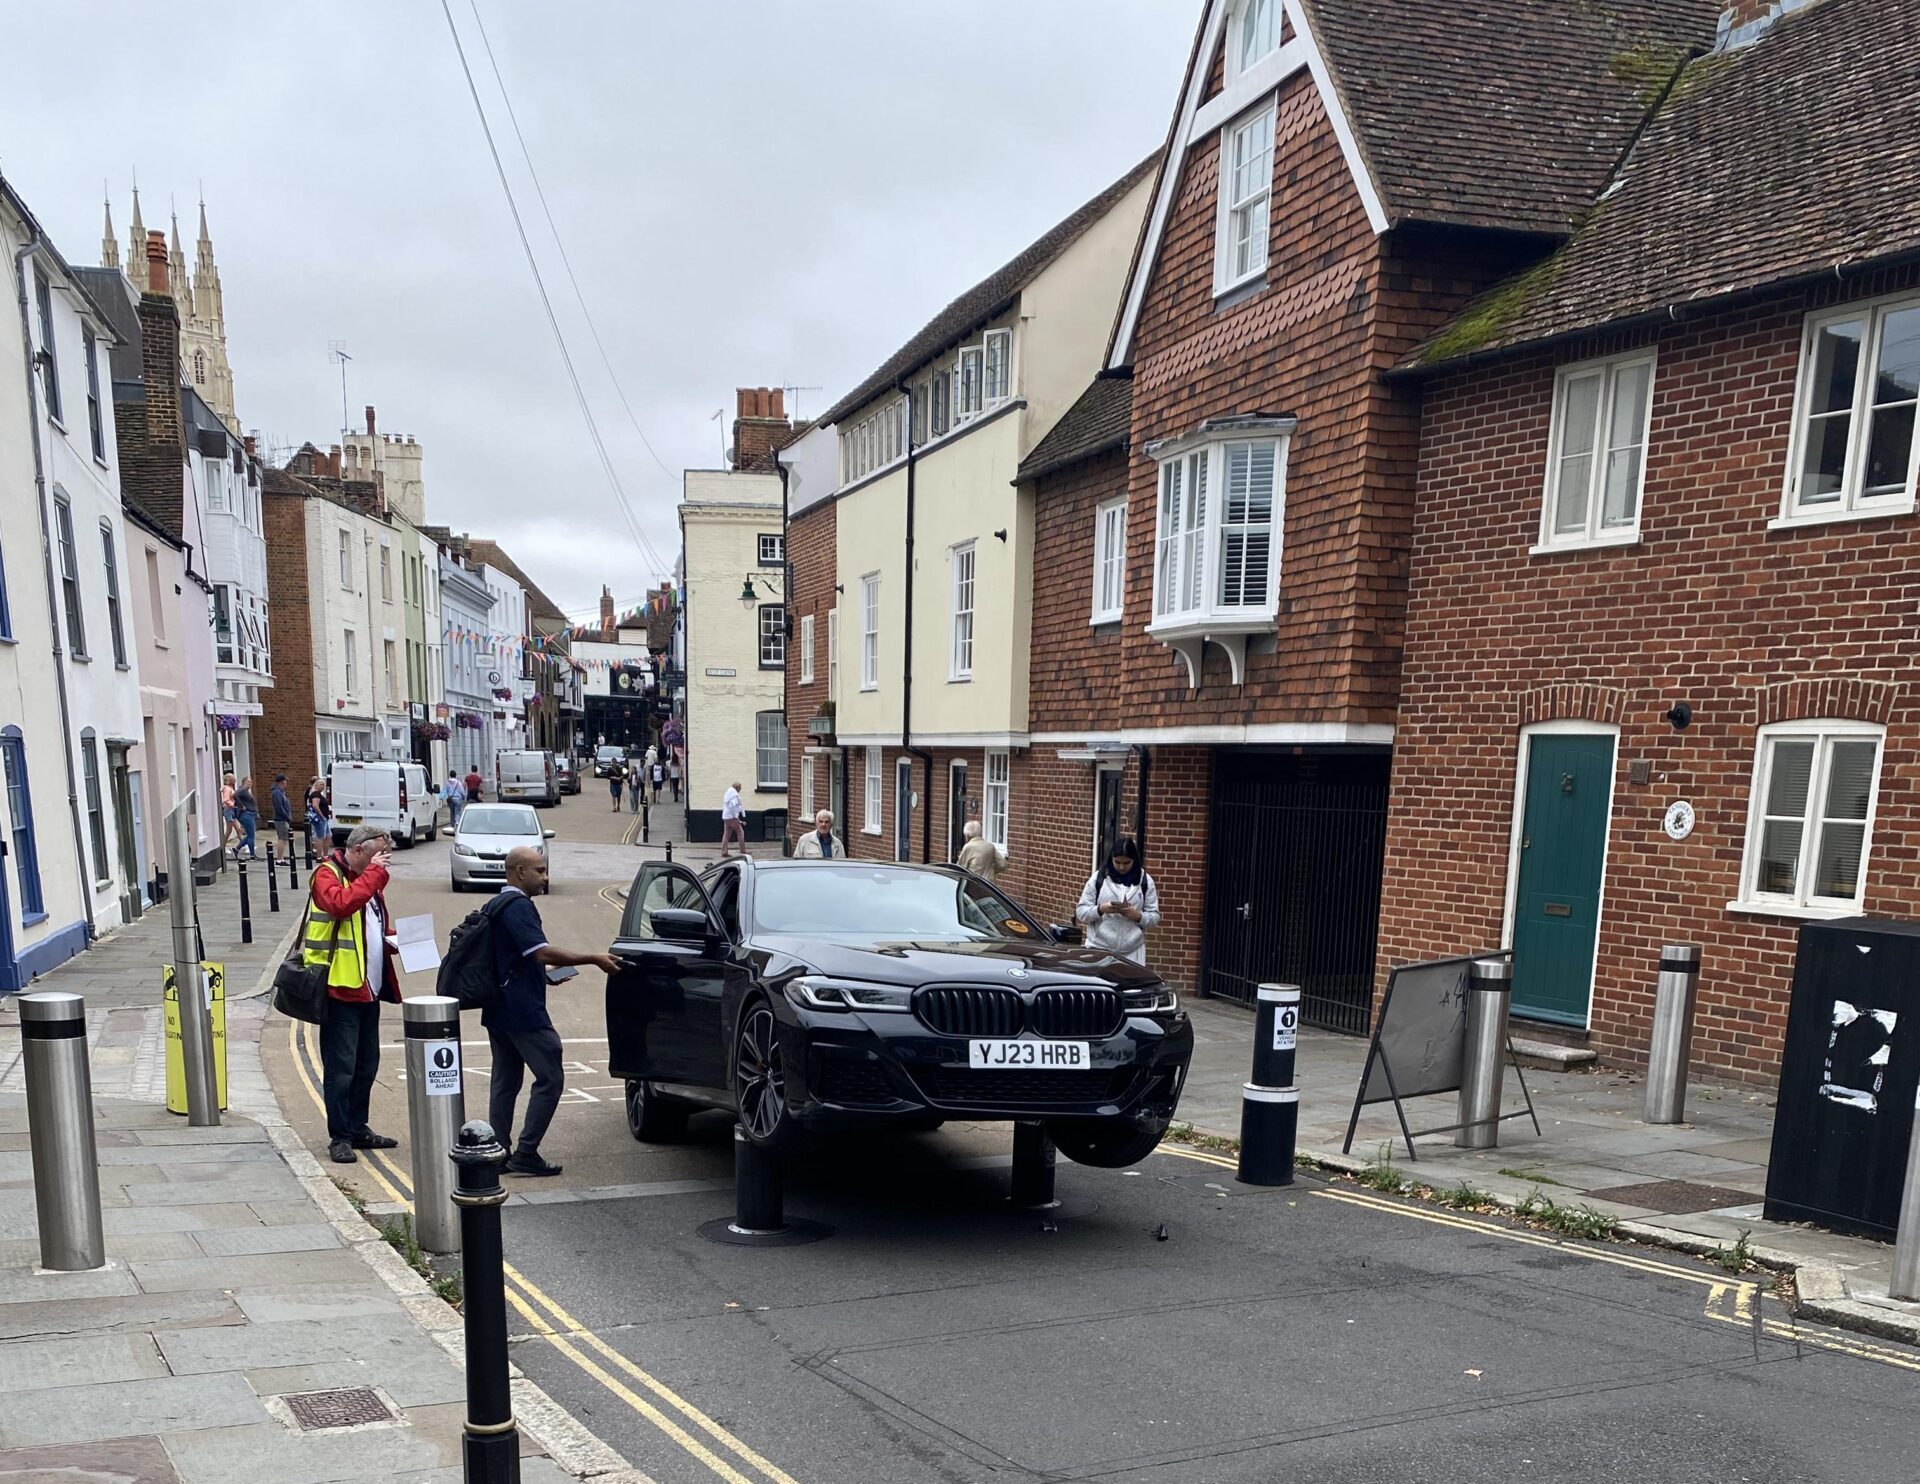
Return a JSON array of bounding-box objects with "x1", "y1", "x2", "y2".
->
[
  {"x1": 454, "y1": 843, "x2": 476, "y2": 857},
  {"x1": 1122, "y1": 983, "x2": 1180, "y2": 1015},
  {"x1": 785, "y1": 976, "x2": 913, "y2": 1013}
]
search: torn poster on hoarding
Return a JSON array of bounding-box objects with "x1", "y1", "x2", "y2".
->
[{"x1": 1819, "y1": 1000, "x2": 1897, "y2": 1113}]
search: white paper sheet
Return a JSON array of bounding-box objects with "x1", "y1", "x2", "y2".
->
[{"x1": 394, "y1": 914, "x2": 442, "y2": 974}]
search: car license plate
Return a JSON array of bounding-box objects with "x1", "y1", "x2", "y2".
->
[
  {"x1": 968, "y1": 1039, "x2": 1089, "y2": 1070},
  {"x1": 336, "y1": 814, "x2": 361, "y2": 824}
]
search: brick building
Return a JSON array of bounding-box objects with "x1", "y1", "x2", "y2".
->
[{"x1": 1379, "y1": 0, "x2": 1920, "y2": 1079}]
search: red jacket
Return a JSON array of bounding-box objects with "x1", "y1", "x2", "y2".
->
[
  {"x1": 309, "y1": 853, "x2": 401, "y2": 1004},
  {"x1": 464, "y1": 771, "x2": 484, "y2": 802}
]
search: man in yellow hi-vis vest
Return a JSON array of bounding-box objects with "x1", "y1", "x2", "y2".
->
[{"x1": 306, "y1": 824, "x2": 404, "y2": 1163}]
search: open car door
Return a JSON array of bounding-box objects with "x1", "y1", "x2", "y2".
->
[{"x1": 605, "y1": 862, "x2": 730, "y2": 1091}]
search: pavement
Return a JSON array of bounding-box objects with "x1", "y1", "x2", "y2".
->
[
  {"x1": 1, "y1": 792, "x2": 1917, "y2": 1481},
  {"x1": 1173, "y1": 1000, "x2": 1920, "y2": 1343}
]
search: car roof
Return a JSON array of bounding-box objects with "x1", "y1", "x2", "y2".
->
[{"x1": 741, "y1": 858, "x2": 964, "y2": 878}]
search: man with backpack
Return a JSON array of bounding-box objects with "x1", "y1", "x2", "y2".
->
[{"x1": 446, "y1": 846, "x2": 619, "y2": 1177}]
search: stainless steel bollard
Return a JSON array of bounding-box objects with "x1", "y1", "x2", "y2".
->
[
  {"x1": 403, "y1": 996, "x2": 464, "y2": 1254},
  {"x1": 20, "y1": 992, "x2": 105, "y2": 1271},
  {"x1": 1892, "y1": 1086, "x2": 1920, "y2": 1302},
  {"x1": 1644, "y1": 944, "x2": 1702, "y2": 1125},
  {"x1": 1456, "y1": 958, "x2": 1513, "y2": 1150},
  {"x1": 165, "y1": 794, "x2": 220, "y2": 1126}
]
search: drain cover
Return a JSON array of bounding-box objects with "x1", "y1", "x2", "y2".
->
[
  {"x1": 284, "y1": 1388, "x2": 394, "y2": 1430},
  {"x1": 1585, "y1": 1179, "x2": 1762, "y2": 1214}
]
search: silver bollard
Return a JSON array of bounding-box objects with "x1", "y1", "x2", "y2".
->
[
  {"x1": 1892, "y1": 1089, "x2": 1920, "y2": 1302},
  {"x1": 20, "y1": 992, "x2": 105, "y2": 1271},
  {"x1": 165, "y1": 794, "x2": 220, "y2": 1127},
  {"x1": 403, "y1": 996, "x2": 465, "y2": 1255},
  {"x1": 1456, "y1": 958, "x2": 1513, "y2": 1150},
  {"x1": 1644, "y1": 944, "x2": 1702, "y2": 1125}
]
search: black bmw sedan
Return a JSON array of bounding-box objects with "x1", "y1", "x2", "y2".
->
[{"x1": 605, "y1": 857, "x2": 1193, "y2": 1168}]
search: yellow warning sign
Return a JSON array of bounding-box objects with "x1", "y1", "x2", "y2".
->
[{"x1": 163, "y1": 962, "x2": 229, "y2": 1114}]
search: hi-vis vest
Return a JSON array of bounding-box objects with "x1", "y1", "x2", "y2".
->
[{"x1": 303, "y1": 862, "x2": 369, "y2": 990}]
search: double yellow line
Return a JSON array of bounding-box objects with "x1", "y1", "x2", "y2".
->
[{"x1": 288, "y1": 1019, "x2": 805, "y2": 1483}]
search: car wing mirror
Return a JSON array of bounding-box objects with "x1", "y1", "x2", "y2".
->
[
  {"x1": 543, "y1": 829, "x2": 557, "y2": 839},
  {"x1": 651, "y1": 907, "x2": 712, "y2": 945},
  {"x1": 1048, "y1": 923, "x2": 1083, "y2": 945}
]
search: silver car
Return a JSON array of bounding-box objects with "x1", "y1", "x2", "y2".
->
[{"x1": 450, "y1": 803, "x2": 554, "y2": 892}]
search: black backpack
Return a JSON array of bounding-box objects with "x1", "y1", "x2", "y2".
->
[{"x1": 437, "y1": 895, "x2": 511, "y2": 1011}]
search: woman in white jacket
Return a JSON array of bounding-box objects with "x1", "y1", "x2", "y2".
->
[{"x1": 1074, "y1": 837, "x2": 1160, "y2": 965}]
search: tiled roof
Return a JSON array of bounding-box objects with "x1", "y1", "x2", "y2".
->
[
  {"x1": 1302, "y1": 0, "x2": 1721, "y2": 234},
  {"x1": 1017, "y1": 377, "x2": 1133, "y2": 483},
  {"x1": 818, "y1": 156, "x2": 1157, "y2": 429},
  {"x1": 1406, "y1": 0, "x2": 1918, "y2": 368}
]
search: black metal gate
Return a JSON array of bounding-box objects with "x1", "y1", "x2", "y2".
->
[{"x1": 1200, "y1": 749, "x2": 1390, "y2": 1034}]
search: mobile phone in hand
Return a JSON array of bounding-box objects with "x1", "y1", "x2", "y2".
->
[{"x1": 545, "y1": 965, "x2": 579, "y2": 985}]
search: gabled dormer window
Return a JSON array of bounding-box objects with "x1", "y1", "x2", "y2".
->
[
  {"x1": 957, "y1": 347, "x2": 984, "y2": 422},
  {"x1": 1236, "y1": 0, "x2": 1279, "y2": 73}
]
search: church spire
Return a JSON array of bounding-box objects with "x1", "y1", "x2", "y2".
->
[
  {"x1": 101, "y1": 188, "x2": 119, "y2": 271},
  {"x1": 168, "y1": 208, "x2": 192, "y2": 326},
  {"x1": 192, "y1": 197, "x2": 223, "y2": 333},
  {"x1": 127, "y1": 184, "x2": 147, "y2": 286}
]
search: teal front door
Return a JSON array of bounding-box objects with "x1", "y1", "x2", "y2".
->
[{"x1": 1511, "y1": 733, "x2": 1614, "y2": 1024}]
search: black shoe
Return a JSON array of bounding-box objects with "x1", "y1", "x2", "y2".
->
[
  {"x1": 329, "y1": 1140, "x2": 357, "y2": 1164},
  {"x1": 351, "y1": 1131, "x2": 399, "y2": 1150},
  {"x1": 504, "y1": 1153, "x2": 563, "y2": 1177}
]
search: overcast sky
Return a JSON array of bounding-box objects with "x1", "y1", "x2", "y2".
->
[{"x1": 1, "y1": 2, "x2": 1191, "y2": 620}]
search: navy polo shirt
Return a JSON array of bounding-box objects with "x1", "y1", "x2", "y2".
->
[{"x1": 484, "y1": 887, "x2": 552, "y2": 1033}]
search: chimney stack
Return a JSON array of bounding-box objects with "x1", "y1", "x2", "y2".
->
[
  {"x1": 730, "y1": 385, "x2": 792, "y2": 472},
  {"x1": 600, "y1": 585, "x2": 615, "y2": 636},
  {"x1": 144, "y1": 230, "x2": 168, "y2": 295},
  {"x1": 365, "y1": 405, "x2": 377, "y2": 436},
  {"x1": 328, "y1": 445, "x2": 342, "y2": 480}
]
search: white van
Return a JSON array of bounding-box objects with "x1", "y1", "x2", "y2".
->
[
  {"x1": 329, "y1": 760, "x2": 440, "y2": 849},
  {"x1": 497, "y1": 749, "x2": 558, "y2": 807}
]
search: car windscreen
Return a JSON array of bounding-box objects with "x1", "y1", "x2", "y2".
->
[
  {"x1": 458, "y1": 806, "x2": 537, "y2": 836},
  {"x1": 595, "y1": 747, "x2": 621, "y2": 761},
  {"x1": 752, "y1": 867, "x2": 1037, "y2": 941}
]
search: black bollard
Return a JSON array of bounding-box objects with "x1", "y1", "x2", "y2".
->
[
  {"x1": 1009, "y1": 1120, "x2": 1058, "y2": 1210},
  {"x1": 664, "y1": 839, "x2": 673, "y2": 863},
  {"x1": 451, "y1": 1121, "x2": 518, "y2": 1483},
  {"x1": 265, "y1": 846, "x2": 280, "y2": 913},
  {"x1": 697, "y1": 1127, "x2": 829, "y2": 1246},
  {"x1": 1237, "y1": 983, "x2": 1300, "y2": 1186},
  {"x1": 641, "y1": 799, "x2": 650, "y2": 846},
  {"x1": 237, "y1": 860, "x2": 253, "y2": 945},
  {"x1": 287, "y1": 841, "x2": 300, "y2": 892}
]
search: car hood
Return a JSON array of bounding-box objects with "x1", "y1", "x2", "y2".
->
[{"x1": 750, "y1": 934, "x2": 1161, "y2": 989}]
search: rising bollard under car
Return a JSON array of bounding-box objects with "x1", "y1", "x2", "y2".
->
[{"x1": 604, "y1": 859, "x2": 1192, "y2": 1166}]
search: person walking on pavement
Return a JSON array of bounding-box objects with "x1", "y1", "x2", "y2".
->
[
  {"x1": 668, "y1": 755, "x2": 681, "y2": 802},
  {"x1": 220, "y1": 773, "x2": 239, "y2": 856},
  {"x1": 269, "y1": 774, "x2": 294, "y2": 856},
  {"x1": 627, "y1": 761, "x2": 643, "y2": 813},
  {"x1": 793, "y1": 809, "x2": 845, "y2": 858},
  {"x1": 464, "y1": 765, "x2": 484, "y2": 805},
  {"x1": 304, "y1": 776, "x2": 330, "y2": 857},
  {"x1": 608, "y1": 757, "x2": 626, "y2": 812},
  {"x1": 305, "y1": 824, "x2": 405, "y2": 1164},
  {"x1": 233, "y1": 777, "x2": 260, "y2": 860},
  {"x1": 956, "y1": 819, "x2": 1006, "y2": 882},
  {"x1": 484, "y1": 846, "x2": 621, "y2": 1176},
  {"x1": 1074, "y1": 836, "x2": 1160, "y2": 966},
  {"x1": 720, "y1": 780, "x2": 747, "y2": 857},
  {"x1": 649, "y1": 758, "x2": 665, "y2": 803},
  {"x1": 442, "y1": 771, "x2": 467, "y2": 830}
]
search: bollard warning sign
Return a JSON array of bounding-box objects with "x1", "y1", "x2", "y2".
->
[
  {"x1": 423, "y1": 1042, "x2": 462, "y2": 1097},
  {"x1": 1272, "y1": 1005, "x2": 1298, "y2": 1053}
]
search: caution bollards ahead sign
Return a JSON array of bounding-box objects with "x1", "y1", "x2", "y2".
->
[{"x1": 163, "y1": 962, "x2": 228, "y2": 1114}]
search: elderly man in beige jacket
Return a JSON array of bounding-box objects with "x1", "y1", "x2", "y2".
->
[
  {"x1": 955, "y1": 820, "x2": 1007, "y2": 882},
  {"x1": 794, "y1": 809, "x2": 848, "y2": 859}
]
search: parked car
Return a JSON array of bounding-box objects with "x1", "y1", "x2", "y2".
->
[
  {"x1": 555, "y1": 755, "x2": 582, "y2": 795},
  {"x1": 450, "y1": 803, "x2": 556, "y2": 893},
  {"x1": 329, "y1": 760, "x2": 438, "y2": 849},
  {"x1": 593, "y1": 744, "x2": 625, "y2": 778},
  {"x1": 605, "y1": 859, "x2": 1192, "y2": 1167},
  {"x1": 497, "y1": 748, "x2": 559, "y2": 807}
]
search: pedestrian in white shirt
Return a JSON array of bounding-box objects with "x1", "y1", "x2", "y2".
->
[
  {"x1": 1074, "y1": 837, "x2": 1160, "y2": 966},
  {"x1": 721, "y1": 781, "x2": 747, "y2": 857}
]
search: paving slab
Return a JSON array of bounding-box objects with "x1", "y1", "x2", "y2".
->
[
  {"x1": 102, "y1": 1203, "x2": 269, "y2": 1235},
  {"x1": 188, "y1": 1222, "x2": 341, "y2": 1258},
  {"x1": 229, "y1": 1287, "x2": 405, "y2": 1324},
  {"x1": 0, "y1": 1290, "x2": 241, "y2": 1342},
  {"x1": 120, "y1": 1177, "x2": 306, "y2": 1207},
  {"x1": 154, "y1": 1314, "x2": 446, "y2": 1376},
  {"x1": 0, "y1": 1265, "x2": 139, "y2": 1304},
  {"x1": 0, "y1": 1372, "x2": 265, "y2": 1448},
  {"x1": 127, "y1": 1249, "x2": 369, "y2": 1294},
  {"x1": 0, "y1": 1435, "x2": 183, "y2": 1483},
  {"x1": 0, "y1": 1332, "x2": 172, "y2": 1392},
  {"x1": 158, "y1": 1401, "x2": 532, "y2": 1484},
  {"x1": 244, "y1": 1355, "x2": 468, "y2": 1409}
]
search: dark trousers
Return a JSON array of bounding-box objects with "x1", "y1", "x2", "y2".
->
[
  {"x1": 488, "y1": 1023, "x2": 565, "y2": 1157},
  {"x1": 320, "y1": 998, "x2": 382, "y2": 1142}
]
